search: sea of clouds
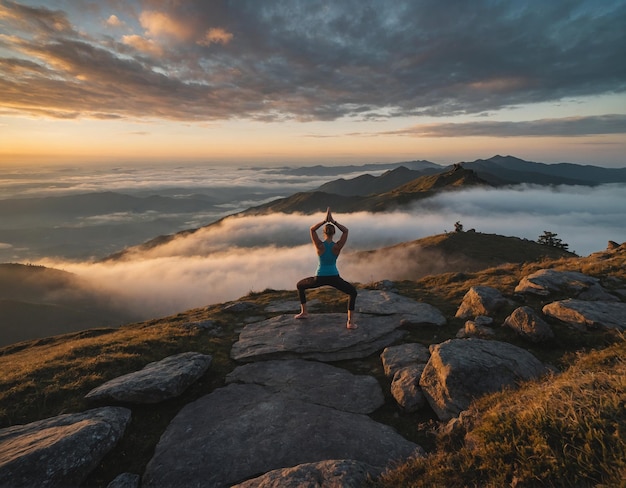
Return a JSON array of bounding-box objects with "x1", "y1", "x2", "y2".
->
[{"x1": 4, "y1": 163, "x2": 626, "y2": 319}]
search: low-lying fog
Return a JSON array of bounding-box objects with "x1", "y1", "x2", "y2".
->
[{"x1": 34, "y1": 183, "x2": 626, "y2": 319}]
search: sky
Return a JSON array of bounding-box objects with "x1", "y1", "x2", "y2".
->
[{"x1": 1, "y1": 0, "x2": 626, "y2": 167}]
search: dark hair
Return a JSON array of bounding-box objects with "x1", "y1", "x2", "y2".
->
[{"x1": 323, "y1": 223, "x2": 336, "y2": 235}]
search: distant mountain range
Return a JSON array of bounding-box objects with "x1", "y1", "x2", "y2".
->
[{"x1": 105, "y1": 155, "x2": 625, "y2": 260}]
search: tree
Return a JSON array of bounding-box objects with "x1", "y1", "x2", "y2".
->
[{"x1": 537, "y1": 231, "x2": 569, "y2": 251}]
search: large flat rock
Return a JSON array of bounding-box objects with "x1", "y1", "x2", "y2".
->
[
  {"x1": 225, "y1": 359, "x2": 384, "y2": 414},
  {"x1": 85, "y1": 352, "x2": 213, "y2": 404},
  {"x1": 142, "y1": 384, "x2": 422, "y2": 488},
  {"x1": 0, "y1": 407, "x2": 131, "y2": 488},
  {"x1": 230, "y1": 313, "x2": 406, "y2": 362}
]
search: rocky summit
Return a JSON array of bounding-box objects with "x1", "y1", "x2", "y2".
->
[{"x1": 0, "y1": 243, "x2": 625, "y2": 487}]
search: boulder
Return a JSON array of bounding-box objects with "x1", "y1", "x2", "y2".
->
[
  {"x1": 380, "y1": 343, "x2": 430, "y2": 378},
  {"x1": 356, "y1": 290, "x2": 446, "y2": 325},
  {"x1": 542, "y1": 299, "x2": 626, "y2": 331},
  {"x1": 85, "y1": 352, "x2": 212, "y2": 404},
  {"x1": 515, "y1": 269, "x2": 617, "y2": 301},
  {"x1": 420, "y1": 339, "x2": 550, "y2": 421},
  {"x1": 0, "y1": 407, "x2": 131, "y2": 488},
  {"x1": 225, "y1": 359, "x2": 384, "y2": 414},
  {"x1": 231, "y1": 459, "x2": 381, "y2": 488},
  {"x1": 503, "y1": 306, "x2": 554, "y2": 342},
  {"x1": 230, "y1": 313, "x2": 406, "y2": 362},
  {"x1": 142, "y1": 383, "x2": 422, "y2": 488},
  {"x1": 455, "y1": 286, "x2": 511, "y2": 319},
  {"x1": 391, "y1": 364, "x2": 427, "y2": 413}
]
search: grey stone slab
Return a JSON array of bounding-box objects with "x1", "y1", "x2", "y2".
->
[
  {"x1": 230, "y1": 313, "x2": 406, "y2": 362},
  {"x1": 226, "y1": 359, "x2": 384, "y2": 414}
]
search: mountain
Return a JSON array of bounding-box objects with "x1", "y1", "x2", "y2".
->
[
  {"x1": 316, "y1": 166, "x2": 441, "y2": 196},
  {"x1": 247, "y1": 166, "x2": 490, "y2": 215},
  {"x1": 457, "y1": 155, "x2": 626, "y2": 185},
  {"x1": 266, "y1": 160, "x2": 442, "y2": 177},
  {"x1": 1, "y1": 236, "x2": 623, "y2": 487},
  {"x1": 0, "y1": 263, "x2": 137, "y2": 347}
]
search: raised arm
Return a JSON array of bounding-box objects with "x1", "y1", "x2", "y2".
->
[{"x1": 310, "y1": 219, "x2": 326, "y2": 251}]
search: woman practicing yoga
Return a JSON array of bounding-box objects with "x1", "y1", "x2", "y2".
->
[{"x1": 295, "y1": 207, "x2": 358, "y2": 329}]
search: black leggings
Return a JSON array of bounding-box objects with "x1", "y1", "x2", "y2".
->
[{"x1": 297, "y1": 275, "x2": 357, "y2": 311}]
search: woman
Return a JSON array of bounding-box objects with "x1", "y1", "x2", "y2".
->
[{"x1": 295, "y1": 208, "x2": 358, "y2": 329}]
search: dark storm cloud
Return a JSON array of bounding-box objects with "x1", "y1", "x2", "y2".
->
[{"x1": 1, "y1": 0, "x2": 625, "y2": 126}]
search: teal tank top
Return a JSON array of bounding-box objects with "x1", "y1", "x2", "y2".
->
[{"x1": 316, "y1": 241, "x2": 339, "y2": 276}]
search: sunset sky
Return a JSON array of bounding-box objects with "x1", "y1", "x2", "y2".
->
[{"x1": 1, "y1": 0, "x2": 625, "y2": 167}]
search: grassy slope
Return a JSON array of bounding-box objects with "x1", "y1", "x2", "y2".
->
[{"x1": 0, "y1": 241, "x2": 624, "y2": 487}]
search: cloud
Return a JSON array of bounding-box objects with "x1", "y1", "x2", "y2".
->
[
  {"x1": 383, "y1": 115, "x2": 626, "y2": 138},
  {"x1": 121, "y1": 34, "x2": 163, "y2": 56},
  {"x1": 38, "y1": 183, "x2": 626, "y2": 319},
  {"x1": 0, "y1": 0, "x2": 624, "y2": 123},
  {"x1": 106, "y1": 14, "x2": 124, "y2": 28},
  {"x1": 197, "y1": 27, "x2": 233, "y2": 46}
]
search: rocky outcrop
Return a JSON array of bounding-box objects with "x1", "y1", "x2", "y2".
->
[
  {"x1": 230, "y1": 313, "x2": 407, "y2": 362},
  {"x1": 542, "y1": 299, "x2": 626, "y2": 331},
  {"x1": 503, "y1": 306, "x2": 554, "y2": 342},
  {"x1": 515, "y1": 269, "x2": 617, "y2": 300},
  {"x1": 455, "y1": 286, "x2": 512, "y2": 319},
  {"x1": 142, "y1": 383, "x2": 422, "y2": 488},
  {"x1": 419, "y1": 339, "x2": 550, "y2": 421},
  {"x1": 85, "y1": 352, "x2": 212, "y2": 404},
  {"x1": 225, "y1": 359, "x2": 384, "y2": 414},
  {"x1": 231, "y1": 459, "x2": 381, "y2": 488},
  {"x1": 0, "y1": 407, "x2": 131, "y2": 488}
]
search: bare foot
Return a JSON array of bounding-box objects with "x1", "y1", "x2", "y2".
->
[
  {"x1": 294, "y1": 312, "x2": 310, "y2": 319},
  {"x1": 346, "y1": 322, "x2": 358, "y2": 329}
]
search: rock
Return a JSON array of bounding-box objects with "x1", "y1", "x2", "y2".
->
[
  {"x1": 542, "y1": 299, "x2": 626, "y2": 331},
  {"x1": 503, "y1": 306, "x2": 554, "y2": 342},
  {"x1": 607, "y1": 240, "x2": 620, "y2": 250},
  {"x1": 458, "y1": 319, "x2": 496, "y2": 338},
  {"x1": 142, "y1": 384, "x2": 423, "y2": 488},
  {"x1": 106, "y1": 472, "x2": 141, "y2": 488},
  {"x1": 225, "y1": 359, "x2": 384, "y2": 414},
  {"x1": 230, "y1": 313, "x2": 406, "y2": 362},
  {"x1": 356, "y1": 290, "x2": 446, "y2": 325},
  {"x1": 0, "y1": 407, "x2": 131, "y2": 488},
  {"x1": 265, "y1": 299, "x2": 320, "y2": 313},
  {"x1": 391, "y1": 364, "x2": 427, "y2": 413},
  {"x1": 420, "y1": 339, "x2": 550, "y2": 421},
  {"x1": 231, "y1": 459, "x2": 381, "y2": 488},
  {"x1": 455, "y1": 286, "x2": 512, "y2": 319},
  {"x1": 515, "y1": 269, "x2": 617, "y2": 300},
  {"x1": 85, "y1": 352, "x2": 212, "y2": 404},
  {"x1": 380, "y1": 343, "x2": 430, "y2": 378}
]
